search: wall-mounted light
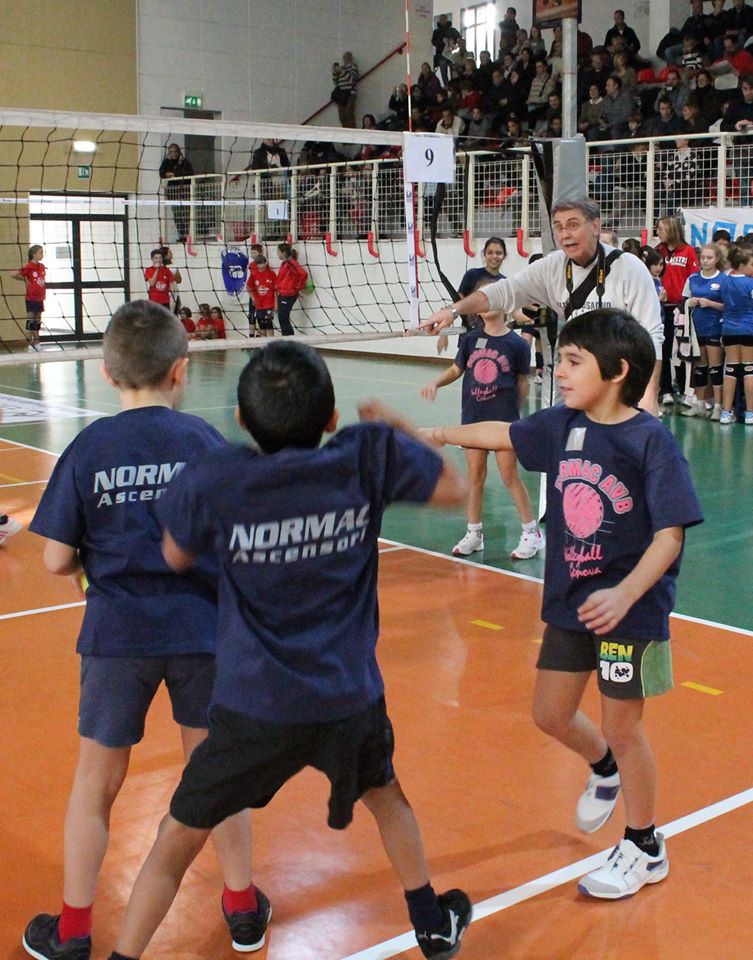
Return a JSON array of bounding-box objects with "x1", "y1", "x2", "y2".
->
[{"x1": 73, "y1": 140, "x2": 97, "y2": 153}]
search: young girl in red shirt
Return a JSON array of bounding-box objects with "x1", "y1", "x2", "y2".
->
[
  {"x1": 13, "y1": 244, "x2": 46, "y2": 349},
  {"x1": 275, "y1": 244, "x2": 308, "y2": 336}
]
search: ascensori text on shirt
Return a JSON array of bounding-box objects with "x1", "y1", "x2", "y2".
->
[
  {"x1": 93, "y1": 461, "x2": 186, "y2": 507},
  {"x1": 230, "y1": 504, "x2": 370, "y2": 564}
]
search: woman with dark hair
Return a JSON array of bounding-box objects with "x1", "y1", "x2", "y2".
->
[
  {"x1": 159, "y1": 143, "x2": 194, "y2": 242},
  {"x1": 275, "y1": 243, "x2": 308, "y2": 336},
  {"x1": 656, "y1": 216, "x2": 700, "y2": 405}
]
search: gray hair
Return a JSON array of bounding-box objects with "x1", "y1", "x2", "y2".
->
[{"x1": 551, "y1": 197, "x2": 601, "y2": 221}]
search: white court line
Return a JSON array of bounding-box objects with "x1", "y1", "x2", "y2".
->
[
  {"x1": 0, "y1": 600, "x2": 85, "y2": 621},
  {"x1": 338, "y1": 784, "x2": 753, "y2": 960},
  {"x1": 0, "y1": 479, "x2": 48, "y2": 488},
  {"x1": 377, "y1": 545, "x2": 407, "y2": 554},
  {"x1": 378, "y1": 537, "x2": 753, "y2": 638}
]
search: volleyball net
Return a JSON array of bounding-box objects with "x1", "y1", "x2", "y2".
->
[{"x1": 0, "y1": 107, "x2": 535, "y2": 364}]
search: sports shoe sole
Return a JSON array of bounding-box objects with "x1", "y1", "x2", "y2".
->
[
  {"x1": 452, "y1": 543, "x2": 484, "y2": 556},
  {"x1": 230, "y1": 904, "x2": 272, "y2": 953}
]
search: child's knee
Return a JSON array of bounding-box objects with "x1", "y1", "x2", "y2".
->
[{"x1": 532, "y1": 700, "x2": 571, "y2": 738}]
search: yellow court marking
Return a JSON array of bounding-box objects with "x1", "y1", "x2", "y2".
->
[
  {"x1": 471, "y1": 619, "x2": 504, "y2": 631},
  {"x1": 532, "y1": 636, "x2": 543, "y2": 645},
  {"x1": 682, "y1": 681, "x2": 724, "y2": 696},
  {"x1": 0, "y1": 470, "x2": 24, "y2": 483}
]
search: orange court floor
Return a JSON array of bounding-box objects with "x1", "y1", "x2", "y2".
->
[{"x1": 1, "y1": 436, "x2": 752, "y2": 960}]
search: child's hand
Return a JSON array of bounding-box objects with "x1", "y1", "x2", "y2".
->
[
  {"x1": 421, "y1": 383, "x2": 437, "y2": 401},
  {"x1": 437, "y1": 334, "x2": 449, "y2": 354},
  {"x1": 577, "y1": 586, "x2": 631, "y2": 636},
  {"x1": 359, "y1": 399, "x2": 400, "y2": 425}
]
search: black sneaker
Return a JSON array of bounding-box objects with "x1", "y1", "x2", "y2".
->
[
  {"x1": 416, "y1": 889, "x2": 473, "y2": 960},
  {"x1": 22, "y1": 914, "x2": 91, "y2": 960},
  {"x1": 222, "y1": 887, "x2": 272, "y2": 953}
]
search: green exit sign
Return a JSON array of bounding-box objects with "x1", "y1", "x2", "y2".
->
[
  {"x1": 77, "y1": 165, "x2": 91, "y2": 179},
  {"x1": 184, "y1": 94, "x2": 203, "y2": 109}
]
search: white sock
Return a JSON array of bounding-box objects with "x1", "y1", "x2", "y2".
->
[
  {"x1": 522, "y1": 520, "x2": 538, "y2": 533},
  {"x1": 468, "y1": 522, "x2": 482, "y2": 532}
]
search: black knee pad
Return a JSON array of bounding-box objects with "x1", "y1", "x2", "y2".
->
[
  {"x1": 745, "y1": 364, "x2": 753, "y2": 380},
  {"x1": 692, "y1": 364, "x2": 708, "y2": 389},
  {"x1": 709, "y1": 364, "x2": 723, "y2": 387},
  {"x1": 725, "y1": 362, "x2": 743, "y2": 381}
]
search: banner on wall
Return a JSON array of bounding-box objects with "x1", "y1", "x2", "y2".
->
[{"x1": 681, "y1": 207, "x2": 753, "y2": 246}]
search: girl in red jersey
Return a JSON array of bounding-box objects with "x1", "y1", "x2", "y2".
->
[
  {"x1": 275, "y1": 243, "x2": 308, "y2": 336},
  {"x1": 246, "y1": 255, "x2": 278, "y2": 337},
  {"x1": 13, "y1": 244, "x2": 46, "y2": 349},
  {"x1": 144, "y1": 249, "x2": 176, "y2": 308},
  {"x1": 178, "y1": 306, "x2": 196, "y2": 334},
  {"x1": 656, "y1": 217, "x2": 700, "y2": 407},
  {"x1": 192, "y1": 305, "x2": 227, "y2": 340}
]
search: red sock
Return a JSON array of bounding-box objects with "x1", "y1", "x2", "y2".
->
[
  {"x1": 58, "y1": 903, "x2": 93, "y2": 943},
  {"x1": 222, "y1": 884, "x2": 257, "y2": 915}
]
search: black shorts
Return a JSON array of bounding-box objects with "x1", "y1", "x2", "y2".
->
[
  {"x1": 697, "y1": 335, "x2": 721, "y2": 347},
  {"x1": 252, "y1": 308, "x2": 274, "y2": 330},
  {"x1": 722, "y1": 335, "x2": 753, "y2": 347},
  {"x1": 170, "y1": 697, "x2": 395, "y2": 831},
  {"x1": 25, "y1": 300, "x2": 44, "y2": 318},
  {"x1": 537, "y1": 624, "x2": 673, "y2": 700}
]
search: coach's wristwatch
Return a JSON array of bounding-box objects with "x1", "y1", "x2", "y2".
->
[{"x1": 446, "y1": 306, "x2": 461, "y2": 320}]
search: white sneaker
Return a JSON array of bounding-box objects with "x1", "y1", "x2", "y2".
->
[
  {"x1": 679, "y1": 399, "x2": 698, "y2": 417},
  {"x1": 719, "y1": 410, "x2": 734, "y2": 424},
  {"x1": 746, "y1": 411, "x2": 753, "y2": 426},
  {"x1": 678, "y1": 393, "x2": 695, "y2": 408},
  {"x1": 511, "y1": 528, "x2": 544, "y2": 560},
  {"x1": 453, "y1": 529, "x2": 484, "y2": 556},
  {"x1": 0, "y1": 515, "x2": 22, "y2": 545},
  {"x1": 575, "y1": 770, "x2": 621, "y2": 833},
  {"x1": 710, "y1": 404, "x2": 722, "y2": 422},
  {"x1": 577, "y1": 834, "x2": 669, "y2": 899},
  {"x1": 660, "y1": 393, "x2": 674, "y2": 406}
]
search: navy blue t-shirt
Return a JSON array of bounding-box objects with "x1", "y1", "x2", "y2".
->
[
  {"x1": 682, "y1": 271, "x2": 723, "y2": 339},
  {"x1": 156, "y1": 422, "x2": 443, "y2": 724},
  {"x1": 720, "y1": 272, "x2": 753, "y2": 337},
  {"x1": 458, "y1": 267, "x2": 505, "y2": 298},
  {"x1": 30, "y1": 406, "x2": 226, "y2": 657},
  {"x1": 510, "y1": 406, "x2": 703, "y2": 640},
  {"x1": 455, "y1": 329, "x2": 530, "y2": 424}
]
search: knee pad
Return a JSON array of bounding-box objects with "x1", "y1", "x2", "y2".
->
[
  {"x1": 709, "y1": 364, "x2": 723, "y2": 387},
  {"x1": 725, "y1": 362, "x2": 743, "y2": 381},
  {"x1": 744, "y1": 364, "x2": 753, "y2": 380},
  {"x1": 692, "y1": 364, "x2": 709, "y2": 389}
]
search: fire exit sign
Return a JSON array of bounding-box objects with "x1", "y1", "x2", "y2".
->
[
  {"x1": 184, "y1": 94, "x2": 203, "y2": 109},
  {"x1": 77, "y1": 165, "x2": 91, "y2": 179}
]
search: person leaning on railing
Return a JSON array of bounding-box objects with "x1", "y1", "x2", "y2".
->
[{"x1": 159, "y1": 143, "x2": 194, "y2": 243}]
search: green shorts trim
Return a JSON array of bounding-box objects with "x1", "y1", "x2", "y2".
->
[{"x1": 538, "y1": 625, "x2": 674, "y2": 700}]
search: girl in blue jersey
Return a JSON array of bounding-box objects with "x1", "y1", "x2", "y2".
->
[
  {"x1": 437, "y1": 237, "x2": 508, "y2": 354},
  {"x1": 682, "y1": 243, "x2": 725, "y2": 420},
  {"x1": 719, "y1": 246, "x2": 753, "y2": 424},
  {"x1": 422, "y1": 280, "x2": 543, "y2": 560}
]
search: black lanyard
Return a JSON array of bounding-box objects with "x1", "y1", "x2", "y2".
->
[{"x1": 564, "y1": 243, "x2": 607, "y2": 320}]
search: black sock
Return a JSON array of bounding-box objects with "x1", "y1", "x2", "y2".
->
[
  {"x1": 405, "y1": 883, "x2": 444, "y2": 934},
  {"x1": 624, "y1": 824, "x2": 660, "y2": 857},
  {"x1": 591, "y1": 747, "x2": 618, "y2": 778}
]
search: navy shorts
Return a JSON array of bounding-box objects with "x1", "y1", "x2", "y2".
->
[
  {"x1": 697, "y1": 335, "x2": 722, "y2": 347},
  {"x1": 252, "y1": 308, "x2": 274, "y2": 330},
  {"x1": 537, "y1": 624, "x2": 673, "y2": 700},
  {"x1": 78, "y1": 654, "x2": 216, "y2": 748},
  {"x1": 25, "y1": 300, "x2": 44, "y2": 317},
  {"x1": 170, "y1": 697, "x2": 395, "y2": 831},
  {"x1": 723, "y1": 335, "x2": 753, "y2": 347}
]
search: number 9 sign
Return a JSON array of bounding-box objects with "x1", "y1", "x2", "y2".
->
[{"x1": 403, "y1": 134, "x2": 455, "y2": 183}]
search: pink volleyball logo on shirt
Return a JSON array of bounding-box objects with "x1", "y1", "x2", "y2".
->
[
  {"x1": 562, "y1": 482, "x2": 604, "y2": 539},
  {"x1": 473, "y1": 358, "x2": 499, "y2": 384}
]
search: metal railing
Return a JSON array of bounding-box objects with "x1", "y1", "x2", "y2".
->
[{"x1": 156, "y1": 130, "x2": 752, "y2": 247}]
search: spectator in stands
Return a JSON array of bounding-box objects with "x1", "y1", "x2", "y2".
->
[
  {"x1": 386, "y1": 83, "x2": 409, "y2": 130},
  {"x1": 721, "y1": 74, "x2": 753, "y2": 192},
  {"x1": 465, "y1": 106, "x2": 494, "y2": 149},
  {"x1": 579, "y1": 83, "x2": 605, "y2": 139},
  {"x1": 578, "y1": 47, "x2": 612, "y2": 105},
  {"x1": 417, "y1": 61, "x2": 441, "y2": 105},
  {"x1": 705, "y1": 0, "x2": 729, "y2": 59},
  {"x1": 499, "y1": 7, "x2": 520, "y2": 56},
  {"x1": 497, "y1": 67, "x2": 528, "y2": 124},
  {"x1": 598, "y1": 75, "x2": 633, "y2": 138},
  {"x1": 725, "y1": 0, "x2": 753, "y2": 46},
  {"x1": 694, "y1": 68, "x2": 723, "y2": 124},
  {"x1": 546, "y1": 115, "x2": 563, "y2": 138},
  {"x1": 605, "y1": 9, "x2": 642, "y2": 58},
  {"x1": 461, "y1": 57, "x2": 480, "y2": 86},
  {"x1": 457, "y1": 80, "x2": 483, "y2": 123},
  {"x1": 548, "y1": 39, "x2": 564, "y2": 82},
  {"x1": 432, "y1": 13, "x2": 462, "y2": 87},
  {"x1": 477, "y1": 51, "x2": 496, "y2": 92},
  {"x1": 451, "y1": 37, "x2": 471, "y2": 69},
  {"x1": 711, "y1": 32, "x2": 753, "y2": 77},
  {"x1": 677, "y1": 36, "x2": 706, "y2": 76},
  {"x1": 642, "y1": 97, "x2": 687, "y2": 144},
  {"x1": 526, "y1": 57, "x2": 556, "y2": 129},
  {"x1": 546, "y1": 91, "x2": 562, "y2": 122},
  {"x1": 663, "y1": 0, "x2": 709, "y2": 65},
  {"x1": 515, "y1": 46, "x2": 535, "y2": 89},
  {"x1": 159, "y1": 143, "x2": 194, "y2": 243},
  {"x1": 655, "y1": 68, "x2": 690, "y2": 115},
  {"x1": 658, "y1": 138, "x2": 703, "y2": 214},
  {"x1": 485, "y1": 69, "x2": 507, "y2": 120},
  {"x1": 436, "y1": 106, "x2": 464, "y2": 137},
  {"x1": 511, "y1": 28, "x2": 530, "y2": 59},
  {"x1": 622, "y1": 237, "x2": 643, "y2": 256},
  {"x1": 332, "y1": 52, "x2": 359, "y2": 128},
  {"x1": 247, "y1": 139, "x2": 290, "y2": 172},
  {"x1": 612, "y1": 51, "x2": 638, "y2": 99},
  {"x1": 526, "y1": 25, "x2": 545, "y2": 57}
]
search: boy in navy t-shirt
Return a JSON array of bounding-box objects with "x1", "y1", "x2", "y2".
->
[
  {"x1": 23, "y1": 301, "x2": 254, "y2": 960},
  {"x1": 106, "y1": 341, "x2": 473, "y2": 960},
  {"x1": 426, "y1": 309, "x2": 703, "y2": 901}
]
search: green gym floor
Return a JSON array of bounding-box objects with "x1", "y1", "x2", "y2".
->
[{"x1": 0, "y1": 348, "x2": 748, "y2": 632}]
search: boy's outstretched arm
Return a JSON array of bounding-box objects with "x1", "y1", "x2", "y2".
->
[
  {"x1": 577, "y1": 526, "x2": 684, "y2": 636},
  {"x1": 424, "y1": 421, "x2": 513, "y2": 452},
  {"x1": 162, "y1": 530, "x2": 197, "y2": 572},
  {"x1": 358, "y1": 400, "x2": 468, "y2": 507}
]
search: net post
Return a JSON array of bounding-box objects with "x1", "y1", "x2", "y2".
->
[
  {"x1": 253, "y1": 173, "x2": 262, "y2": 239},
  {"x1": 290, "y1": 168, "x2": 299, "y2": 241},
  {"x1": 328, "y1": 166, "x2": 338, "y2": 241}
]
